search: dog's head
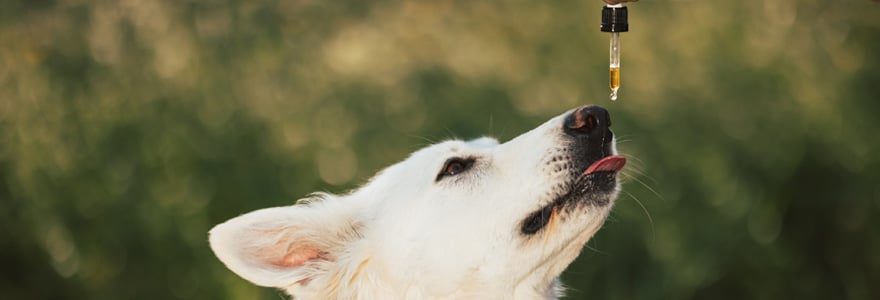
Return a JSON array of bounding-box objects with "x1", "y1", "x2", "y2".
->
[{"x1": 209, "y1": 105, "x2": 624, "y2": 298}]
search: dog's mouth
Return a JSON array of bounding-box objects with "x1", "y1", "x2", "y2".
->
[
  {"x1": 520, "y1": 155, "x2": 626, "y2": 235},
  {"x1": 583, "y1": 155, "x2": 627, "y2": 175}
]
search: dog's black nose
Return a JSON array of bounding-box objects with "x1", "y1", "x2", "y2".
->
[{"x1": 564, "y1": 105, "x2": 612, "y2": 138}]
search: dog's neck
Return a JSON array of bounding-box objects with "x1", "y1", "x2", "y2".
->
[{"x1": 282, "y1": 248, "x2": 570, "y2": 299}]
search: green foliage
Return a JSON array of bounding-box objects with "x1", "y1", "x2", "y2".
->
[{"x1": 1, "y1": 0, "x2": 878, "y2": 299}]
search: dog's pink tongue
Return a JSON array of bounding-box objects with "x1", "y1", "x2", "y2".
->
[{"x1": 584, "y1": 155, "x2": 627, "y2": 175}]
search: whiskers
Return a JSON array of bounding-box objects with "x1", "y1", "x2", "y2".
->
[
  {"x1": 621, "y1": 190, "x2": 655, "y2": 242},
  {"x1": 583, "y1": 243, "x2": 608, "y2": 256},
  {"x1": 614, "y1": 134, "x2": 636, "y2": 145},
  {"x1": 615, "y1": 151, "x2": 660, "y2": 243}
]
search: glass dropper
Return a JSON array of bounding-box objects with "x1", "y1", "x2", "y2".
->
[
  {"x1": 609, "y1": 31, "x2": 620, "y2": 100},
  {"x1": 601, "y1": 4, "x2": 628, "y2": 101}
]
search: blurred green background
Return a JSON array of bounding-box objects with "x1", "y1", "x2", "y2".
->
[{"x1": 1, "y1": 0, "x2": 879, "y2": 299}]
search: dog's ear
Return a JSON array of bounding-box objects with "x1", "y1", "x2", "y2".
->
[{"x1": 208, "y1": 195, "x2": 360, "y2": 288}]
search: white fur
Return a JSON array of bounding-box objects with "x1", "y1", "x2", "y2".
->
[{"x1": 210, "y1": 108, "x2": 621, "y2": 299}]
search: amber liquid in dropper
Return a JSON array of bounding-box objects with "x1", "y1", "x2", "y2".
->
[{"x1": 609, "y1": 67, "x2": 620, "y2": 101}]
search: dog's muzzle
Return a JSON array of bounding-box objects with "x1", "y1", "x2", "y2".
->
[
  {"x1": 520, "y1": 105, "x2": 626, "y2": 235},
  {"x1": 563, "y1": 105, "x2": 623, "y2": 173}
]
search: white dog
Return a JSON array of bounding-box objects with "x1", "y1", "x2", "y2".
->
[{"x1": 209, "y1": 105, "x2": 626, "y2": 299}]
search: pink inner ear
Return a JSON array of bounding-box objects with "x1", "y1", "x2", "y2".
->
[{"x1": 273, "y1": 245, "x2": 323, "y2": 268}]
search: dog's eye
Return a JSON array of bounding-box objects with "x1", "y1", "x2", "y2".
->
[{"x1": 436, "y1": 158, "x2": 476, "y2": 181}]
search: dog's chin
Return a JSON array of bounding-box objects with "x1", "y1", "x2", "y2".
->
[{"x1": 520, "y1": 156, "x2": 625, "y2": 235}]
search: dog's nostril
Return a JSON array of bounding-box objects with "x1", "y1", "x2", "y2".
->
[
  {"x1": 564, "y1": 105, "x2": 610, "y2": 135},
  {"x1": 585, "y1": 114, "x2": 598, "y2": 133}
]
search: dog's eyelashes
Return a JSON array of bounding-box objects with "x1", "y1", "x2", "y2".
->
[{"x1": 436, "y1": 157, "x2": 476, "y2": 181}]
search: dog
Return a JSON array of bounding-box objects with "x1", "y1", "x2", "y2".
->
[{"x1": 209, "y1": 105, "x2": 625, "y2": 299}]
